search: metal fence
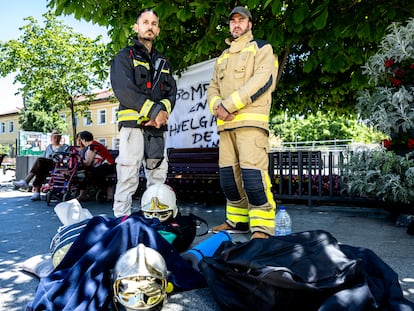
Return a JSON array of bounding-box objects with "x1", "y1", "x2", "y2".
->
[
  {"x1": 274, "y1": 139, "x2": 354, "y2": 152},
  {"x1": 268, "y1": 150, "x2": 372, "y2": 206}
]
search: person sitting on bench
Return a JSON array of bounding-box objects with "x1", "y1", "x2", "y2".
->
[
  {"x1": 76, "y1": 131, "x2": 116, "y2": 202},
  {"x1": 13, "y1": 129, "x2": 70, "y2": 201}
]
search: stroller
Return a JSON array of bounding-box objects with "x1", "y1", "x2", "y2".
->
[{"x1": 43, "y1": 146, "x2": 85, "y2": 206}]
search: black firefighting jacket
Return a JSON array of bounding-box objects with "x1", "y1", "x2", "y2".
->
[{"x1": 110, "y1": 39, "x2": 177, "y2": 131}]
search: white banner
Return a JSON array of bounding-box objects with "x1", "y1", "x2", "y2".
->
[{"x1": 166, "y1": 58, "x2": 219, "y2": 149}]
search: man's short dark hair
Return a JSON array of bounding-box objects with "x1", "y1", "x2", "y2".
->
[{"x1": 137, "y1": 8, "x2": 158, "y2": 22}]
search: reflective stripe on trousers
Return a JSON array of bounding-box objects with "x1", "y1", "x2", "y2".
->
[{"x1": 219, "y1": 128, "x2": 276, "y2": 235}]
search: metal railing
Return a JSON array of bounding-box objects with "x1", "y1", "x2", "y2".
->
[
  {"x1": 272, "y1": 139, "x2": 354, "y2": 152},
  {"x1": 138, "y1": 145, "x2": 378, "y2": 206},
  {"x1": 269, "y1": 150, "x2": 370, "y2": 206}
]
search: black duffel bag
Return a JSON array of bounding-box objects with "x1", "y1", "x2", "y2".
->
[{"x1": 199, "y1": 230, "x2": 362, "y2": 311}]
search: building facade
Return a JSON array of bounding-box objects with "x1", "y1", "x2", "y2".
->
[
  {"x1": 0, "y1": 108, "x2": 20, "y2": 156},
  {"x1": 0, "y1": 90, "x2": 120, "y2": 156}
]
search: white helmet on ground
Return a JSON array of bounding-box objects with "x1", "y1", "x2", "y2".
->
[
  {"x1": 112, "y1": 244, "x2": 168, "y2": 311},
  {"x1": 141, "y1": 183, "x2": 177, "y2": 222}
]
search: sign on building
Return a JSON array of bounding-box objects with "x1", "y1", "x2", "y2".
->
[{"x1": 18, "y1": 131, "x2": 70, "y2": 156}]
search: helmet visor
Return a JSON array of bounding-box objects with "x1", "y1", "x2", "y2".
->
[
  {"x1": 142, "y1": 197, "x2": 173, "y2": 222},
  {"x1": 114, "y1": 276, "x2": 166, "y2": 310},
  {"x1": 142, "y1": 210, "x2": 173, "y2": 222}
]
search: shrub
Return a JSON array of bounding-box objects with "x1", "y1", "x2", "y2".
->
[
  {"x1": 356, "y1": 17, "x2": 414, "y2": 153},
  {"x1": 342, "y1": 148, "x2": 414, "y2": 204}
]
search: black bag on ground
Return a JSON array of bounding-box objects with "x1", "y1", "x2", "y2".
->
[
  {"x1": 199, "y1": 230, "x2": 362, "y2": 311},
  {"x1": 162, "y1": 212, "x2": 208, "y2": 252},
  {"x1": 407, "y1": 218, "x2": 414, "y2": 235}
]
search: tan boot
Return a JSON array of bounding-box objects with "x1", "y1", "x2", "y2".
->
[
  {"x1": 212, "y1": 222, "x2": 249, "y2": 234},
  {"x1": 250, "y1": 232, "x2": 270, "y2": 240}
]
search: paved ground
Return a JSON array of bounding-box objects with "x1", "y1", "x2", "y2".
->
[{"x1": 0, "y1": 169, "x2": 413, "y2": 310}]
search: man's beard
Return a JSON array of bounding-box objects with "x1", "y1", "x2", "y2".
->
[
  {"x1": 141, "y1": 36, "x2": 153, "y2": 42},
  {"x1": 232, "y1": 28, "x2": 249, "y2": 39},
  {"x1": 139, "y1": 31, "x2": 155, "y2": 42}
]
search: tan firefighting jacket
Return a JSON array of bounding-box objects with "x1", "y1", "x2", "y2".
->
[{"x1": 207, "y1": 31, "x2": 278, "y2": 133}]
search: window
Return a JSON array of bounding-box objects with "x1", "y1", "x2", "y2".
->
[
  {"x1": 113, "y1": 138, "x2": 120, "y2": 150},
  {"x1": 84, "y1": 111, "x2": 92, "y2": 126},
  {"x1": 112, "y1": 107, "x2": 119, "y2": 123},
  {"x1": 8, "y1": 121, "x2": 14, "y2": 133},
  {"x1": 98, "y1": 109, "x2": 106, "y2": 125},
  {"x1": 0, "y1": 122, "x2": 5, "y2": 134},
  {"x1": 97, "y1": 138, "x2": 107, "y2": 147}
]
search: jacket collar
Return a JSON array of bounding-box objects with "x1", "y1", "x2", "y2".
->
[
  {"x1": 226, "y1": 30, "x2": 253, "y2": 53},
  {"x1": 132, "y1": 38, "x2": 158, "y2": 56}
]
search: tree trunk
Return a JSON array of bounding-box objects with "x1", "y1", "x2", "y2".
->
[{"x1": 70, "y1": 97, "x2": 77, "y2": 146}]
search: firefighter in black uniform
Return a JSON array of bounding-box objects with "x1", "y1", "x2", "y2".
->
[{"x1": 110, "y1": 8, "x2": 177, "y2": 217}]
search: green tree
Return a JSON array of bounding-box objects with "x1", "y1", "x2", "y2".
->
[
  {"x1": 270, "y1": 111, "x2": 385, "y2": 144},
  {"x1": 47, "y1": 0, "x2": 414, "y2": 115},
  {"x1": 0, "y1": 12, "x2": 109, "y2": 142}
]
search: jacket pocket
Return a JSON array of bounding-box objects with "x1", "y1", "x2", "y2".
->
[
  {"x1": 234, "y1": 65, "x2": 246, "y2": 79},
  {"x1": 134, "y1": 66, "x2": 148, "y2": 87},
  {"x1": 143, "y1": 127, "x2": 165, "y2": 170},
  {"x1": 255, "y1": 133, "x2": 270, "y2": 153}
]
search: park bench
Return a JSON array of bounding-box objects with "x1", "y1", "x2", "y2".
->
[
  {"x1": 165, "y1": 147, "x2": 223, "y2": 203},
  {"x1": 167, "y1": 147, "x2": 220, "y2": 180},
  {"x1": 0, "y1": 154, "x2": 16, "y2": 175}
]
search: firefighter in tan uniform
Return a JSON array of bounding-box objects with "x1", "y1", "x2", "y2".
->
[{"x1": 207, "y1": 6, "x2": 279, "y2": 239}]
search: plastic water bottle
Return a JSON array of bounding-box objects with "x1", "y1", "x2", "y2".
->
[{"x1": 275, "y1": 206, "x2": 292, "y2": 236}]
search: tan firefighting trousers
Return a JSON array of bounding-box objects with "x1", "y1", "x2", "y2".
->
[
  {"x1": 219, "y1": 128, "x2": 276, "y2": 236},
  {"x1": 113, "y1": 127, "x2": 167, "y2": 217}
]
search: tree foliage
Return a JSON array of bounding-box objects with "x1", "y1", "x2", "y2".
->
[
  {"x1": 270, "y1": 111, "x2": 385, "y2": 144},
  {"x1": 356, "y1": 17, "x2": 414, "y2": 140},
  {"x1": 0, "y1": 12, "x2": 109, "y2": 140},
  {"x1": 47, "y1": 0, "x2": 414, "y2": 115},
  {"x1": 342, "y1": 148, "x2": 414, "y2": 204},
  {"x1": 342, "y1": 17, "x2": 414, "y2": 205}
]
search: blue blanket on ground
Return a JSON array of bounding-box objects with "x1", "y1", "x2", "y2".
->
[{"x1": 26, "y1": 215, "x2": 206, "y2": 311}]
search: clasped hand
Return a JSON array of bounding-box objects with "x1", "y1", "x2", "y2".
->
[
  {"x1": 214, "y1": 104, "x2": 237, "y2": 121},
  {"x1": 144, "y1": 110, "x2": 169, "y2": 128}
]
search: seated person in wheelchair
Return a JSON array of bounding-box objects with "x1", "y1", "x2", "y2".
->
[
  {"x1": 13, "y1": 129, "x2": 69, "y2": 201},
  {"x1": 76, "y1": 131, "x2": 116, "y2": 202}
]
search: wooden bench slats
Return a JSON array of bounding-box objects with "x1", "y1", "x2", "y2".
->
[
  {"x1": 167, "y1": 147, "x2": 219, "y2": 179},
  {"x1": 165, "y1": 147, "x2": 222, "y2": 202}
]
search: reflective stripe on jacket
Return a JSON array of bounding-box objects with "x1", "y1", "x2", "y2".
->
[
  {"x1": 207, "y1": 31, "x2": 278, "y2": 132},
  {"x1": 110, "y1": 39, "x2": 177, "y2": 130}
]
